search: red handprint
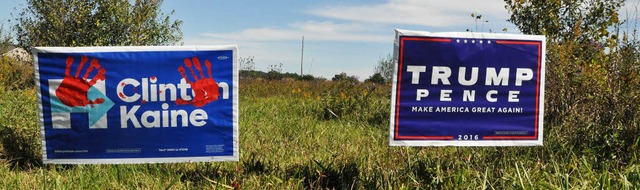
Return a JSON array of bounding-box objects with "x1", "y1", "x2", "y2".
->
[
  {"x1": 56, "y1": 55, "x2": 106, "y2": 107},
  {"x1": 176, "y1": 57, "x2": 219, "y2": 107}
]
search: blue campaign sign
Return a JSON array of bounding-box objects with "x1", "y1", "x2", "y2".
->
[
  {"x1": 33, "y1": 46, "x2": 239, "y2": 164},
  {"x1": 390, "y1": 30, "x2": 545, "y2": 146}
]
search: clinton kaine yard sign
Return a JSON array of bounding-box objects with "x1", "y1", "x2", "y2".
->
[
  {"x1": 390, "y1": 30, "x2": 545, "y2": 146},
  {"x1": 33, "y1": 46, "x2": 238, "y2": 164}
]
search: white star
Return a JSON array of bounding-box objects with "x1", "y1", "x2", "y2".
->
[
  {"x1": 464, "y1": 39, "x2": 468, "y2": 43},
  {"x1": 480, "y1": 40, "x2": 483, "y2": 44},
  {"x1": 488, "y1": 40, "x2": 492, "y2": 44},
  {"x1": 456, "y1": 39, "x2": 460, "y2": 43},
  {"x1": 472, "y1": 40, "x2": 475, "y2": 43}
]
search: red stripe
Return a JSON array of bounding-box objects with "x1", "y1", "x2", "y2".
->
[
  {"x1": 483, "y1": 136, "x2": 537, "y2": 140},
  {"x1": 534, "y1": 41, "x2": 541, "y2": 139},
  {"x1": 495, "y1": 40, "x2": 540, "y2": 45},
  {"x1": 394, "y1": 39, "x2": 404, "y2": 139},
  {"x1": 395, "y1": 136, "x2": 455, "y2": 140},
  {"x1": 402, "y1": 37, "x2": 452, "y2": 43}
]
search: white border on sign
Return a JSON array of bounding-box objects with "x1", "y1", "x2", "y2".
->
[
  {"x1": 389, "y1": 29, "x2": 546, "y2": 146},
  {"x1": 32, "y1": 46, "x2": 240, "y2": 164}
]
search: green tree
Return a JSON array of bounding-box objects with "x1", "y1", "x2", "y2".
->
[
  {"x1": 505, "y1": 0, "x2": 640, "y2": 163},
  {"x1": 332, "y1": 72, "x2": 359, "y2": 83},
  {"x1": 13, "y1": 0, "x2": 182, "y2": 49},
  {"x1": 504, "y1": 0, "x2": 622, "y2": 44},
  {"x1": 504, "y1": 0, "x2": 626, "y2": 120},
  {"x1": 374, "y1": 53, "x2": 394, "y2": 84},
  {"x1": 0, "y1": 26, "x2": 11, "y2": 54},
  {"x1": 364, "y1": 73, "x2": 385, "y2": 84}
]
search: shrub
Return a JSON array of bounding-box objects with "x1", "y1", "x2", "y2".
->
[
  {"x1": 239, "y1": 70, "x2": 323, "y2": 81},
  {"x1": 542, "y1": 32, "x2": 640, "y2": 164},
  {"x1": 331, "y1": 72, "x2": 359, "y2": 83},
  {"x1": 0, "y1": 88, "x2": 41, "y2": 167},
  {"x1": 506, "y1": 0, "x2": 639, "y2": 165},
  {"x1": 365, "y1": 73, "x2": 385, "y2": 84},
  {"x1": 0, "y1": 56, "x2": 35, "y2": 92},
  {"x1": 313, "y1": 80, "x2": 390, "y2": 125},
  {"x1": 0, "y1": 48, "x2": 40, "y2": 167}
]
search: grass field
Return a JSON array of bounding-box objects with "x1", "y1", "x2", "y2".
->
[
  {"x1": 2, "y1": 0, "x2": 640, "y2": 188},
  {"x1": 0, "y1": 70, "x2": 639, "y2": 189}
]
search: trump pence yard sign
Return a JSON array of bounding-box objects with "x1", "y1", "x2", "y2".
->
[
  {"x1": 33, "y1": 46, "x2": 238, "y2": 164},
  {"x1": 390, "y1": 30, "x2": 545, "y2": 146}
]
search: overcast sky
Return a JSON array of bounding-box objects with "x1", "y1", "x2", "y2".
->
[{"x1": 1, "y1": 0, "x2": 639, "y2": 79}]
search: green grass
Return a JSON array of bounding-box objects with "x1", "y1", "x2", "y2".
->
[{"x1": 0, "y1": 77, "x2": 639, "y2": 189}]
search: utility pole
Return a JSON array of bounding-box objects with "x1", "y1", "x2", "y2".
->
[{"x1": 300, "y1": 36, "x2": 304, "y2": 76}]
